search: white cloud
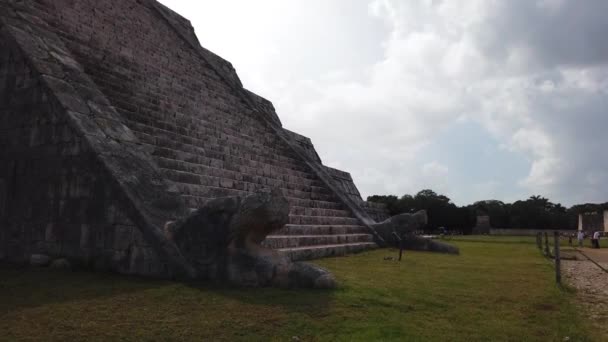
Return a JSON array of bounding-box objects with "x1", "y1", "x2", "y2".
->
[
  {"x1": 420, "y1": 161, "x2": 450, "y2": 194},
  {"x1": 161, "y1": 0, "x2": 608, "y2": 206}
]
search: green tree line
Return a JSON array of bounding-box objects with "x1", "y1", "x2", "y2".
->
[{"x1": 367, "y1": 190, "x2": 608, "y2": 234}]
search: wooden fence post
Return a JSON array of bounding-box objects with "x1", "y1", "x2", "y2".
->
[
  {"x1": 544, "y1": 232, "x2": 550, "y2": 257},
  {"x1": 392, "y1": 232, "x2": 403, "y2": 261},
  {"x1": 554, "y1": 231, "x2": 561, "y2": 284},
  {"x1": 536, "y1": 232, "x2": 542, "y2": 250}
]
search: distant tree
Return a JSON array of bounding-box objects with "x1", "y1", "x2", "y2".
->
[
  {"x1": 469, "y1": 200, "x2": 510, "y2": 228},
  {"x1": 366, "y1": 195, "x2": 401, "y2": 216},
  {"x1": 369, "y1": 189, "x2": 474, "y2": 233},
  {"x1": 367, "y1": 190, "x2": 598, "y2": 233}
]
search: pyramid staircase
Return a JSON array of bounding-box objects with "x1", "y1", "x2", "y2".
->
[
  {"x1": 134, "y1": 117, "x2": 378, "y2": 261},
  {"x1": 67, "y1": 1, "x2": 379, "y2": 262},
  {"x1": 97, "y1": 73, "x2": 379, "y2": 261},
  {"x1": 132, "y1": 121, "x2": 379, "y2": 260},
  {"x1": 4, "y1": 0, "x2": 379, "y2": 262}
]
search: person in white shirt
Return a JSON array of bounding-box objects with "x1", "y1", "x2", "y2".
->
[
  {"x1": 592, "y1": 231, "x2": 601, "y2": 249},
  {"x1": 577, "y1": 230, "x2": 585, "y2": 247}
]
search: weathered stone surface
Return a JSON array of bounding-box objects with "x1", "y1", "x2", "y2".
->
[
  {"x1": 50, "y1": 258, "x2": 71, "y2": 270},
  {"x1": 373, "y1": 210, "x2": 429, "y2": 241},
  {"x1": 472, "y1": 215, "x2": 491, "y2": 235},
  {"x1": 0, "y1": 4, "x2": 190, "y2": 279},
  {"x1": 401, "y1": 235, "x2": 460, "y2": 255},
  {"x1": 30, "y1": 254, "x2": 51, "y2": 267},
  {"x1": 373, "y1": 210, "x2": 459, "y2": 255},
  {"x1": 578, "y1": 211, "x2": 608, "y2": 233},
  {"x1": 226, "y1": 249, "x2": 336, "y2": 289},
  {"x1": 166, "y1": 189, "x2": 336, "y2": 288}
]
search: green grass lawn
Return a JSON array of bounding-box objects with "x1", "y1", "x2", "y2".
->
[
  {"x1": 0, "y1": 237, "x2": 599, "y2": 341},
  {"x1": 441, "y1": 235, "x2": 538, "y2": 244},
  {"x1": 445, "y1": 234, "x2": 600, "y2": 249}
]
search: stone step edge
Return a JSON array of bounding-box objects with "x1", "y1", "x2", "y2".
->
[
  {"x1": 154, "y1": 149, "x2": 313, "y2": 180},
  {"x1": 126, "y1": 116, "x2": 302, "y2": 164},
  {"x1": 275, "y1": 225, "x2": 369, "y2": 235},
  {"x1": 290, "y1": 205, "x2": 348, "y2": 211},
  {"x1": 289, "y1": 215, "x2": 359, "y2": 221},
  {"x1": 177, "y1": 185, "x2": 336, "y2": 202},
  {"x1": 162, "y1": 168, "x2": 332, "y2": 195},
  {"x1": 283, "y1": 224, "x2": 367, "y2": 228},
  {"x1": 266, "y1": 234, "x2": 373, "y2": 239},
  {"x1": 157, "y1": 156, "x2": 319, "y2": 183},
  {"x1": 183, "y1": 195, "x2": 346, "y2": 210},
  {"x1": 146, "y1": 139, "x2": 313, "y2": 174},
  {"x1": 276, "y1": 242, "x2": 378, "y2": 252}
]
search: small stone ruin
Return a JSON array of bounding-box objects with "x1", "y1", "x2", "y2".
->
[
  {"x1": 472, "y1": 215, "x2": 492, "y2": 235},
  {"x1": 578, "y1": 211, "x2": 608, "y2": 233}
]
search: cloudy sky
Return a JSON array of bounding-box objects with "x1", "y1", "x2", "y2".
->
[{"x1": 159, "y1": 0, "x2": 608, "y2": 207}]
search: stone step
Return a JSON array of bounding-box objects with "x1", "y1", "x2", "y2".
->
[
  {"x1": 178, "y1": 186, "x2": 332, "y2": 204},
  {"x1": 154, "y1": 151, "x2": 318, "y2": 183},
  {"x1": 262, "y1": 234, "x2": 373, "y2": 249},
  {"x1": 290, "y1": 187, "x2": 338, "y2": 202},
  {"x1": 182, "y1": 195, "x2": 345, "y2": 212},
  {"x1": 125, "y1": 111, "x2": 297, "y2": 160},
  {"x1": 125, "y1": 112, "x2": 297, "y2": 155},
  {"x1": 215, "y1": 150, "x2": 311, "y2": 174},
  {"x1": 275, "y1": 224, "x2": 369, "y2": 236},
  {"x1": 277, "y1": 242, "x2": 378, "y2": 261},
  {"x1": 288, "y1": 215, "x2": 360, "y2": 226},
  {"x1": 203, "y1": 140, "x2": 306, "y2": 171},
  {"x1": 156, "y1": 156, "x2": 319, "y2": 186},
  {"x1": 175, "y1": 184, "x2": 335, "y2": 202},
  {"x1": 127, "y1": 118, "x2": 308, "y2": 171},
  {"x1": 286, "y1": 198, "x2": 344, "y2": 210},
  {"x1": 182, "y1": 195, "x2": 214, "y2": 209},
  {"x1": 289, "y1": 206, "x2": 351, "y2": 217},
  {"x1": 150, "y1": 143, "x2": 312, "y2": 177},
  {"x1": 161, "y1": 168, "x2": 331, "y2": 195},
  {"x1": 180, "y1": 186, "x2": 250, "y2": 200}
]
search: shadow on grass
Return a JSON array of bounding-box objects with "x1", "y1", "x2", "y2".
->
[
  {"x1": 0, "y1": 263, "x2": 335, "y2": 317},
  {"x1": 442, "y1": 237, "x2": 536, "y2": 245},
  {"x1": 0, "y1": 264, "x2": 170, "y2": 315},
  {"x1": 184, "y1": 280, "x2": 335, "y2": 316}
]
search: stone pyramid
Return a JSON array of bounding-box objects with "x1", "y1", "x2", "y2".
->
[{"x1": 0, "y1": 0, "x2": 390, "y2": 278}]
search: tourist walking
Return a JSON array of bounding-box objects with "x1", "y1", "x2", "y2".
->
[
  {"x1": 592, "y1": 231, "x2": 601, "y2": 249},
  {"x1": 577, "y1": 230, "x2": 584, "y2": 248}
]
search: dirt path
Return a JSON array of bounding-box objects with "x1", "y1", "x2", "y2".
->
[
  {"x1": 577, "y1": 248, "x2": 608, "y2": 270},
  {"x1": 561, "y1": 250, "x2": 608, "y2": 337}
]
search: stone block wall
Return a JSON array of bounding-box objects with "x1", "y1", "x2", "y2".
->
[
  {"x1": 324, "y1": 166, "x2": 363, "y2": 201},
  {"x1": 322, "y1": 166, "x2": 390, "y2": 222},
  {"x1": 472, "y1": 215, "x2": 491, "y2": 234},
  {"x1": 29, "y1": 0, "x2": 322, "y2": 208},
  {"x1": 247, "y1": 90, "x2": 283, "y2": 127},
  {"x1": 578, "y1": 211, "x2": 607, "y2": 232},
  {"x1": 152, "y1": 1, "x2": 244, "y2": 90},
  {"x1": 0, "y1": 31, "x2": 163, "y2": 276},
  {"x1": 283, "y1": 129, "x2": 322, "y2": 164},
  {"x1": 358, "y1": 201, "x2": 391, "y2": 222}
]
